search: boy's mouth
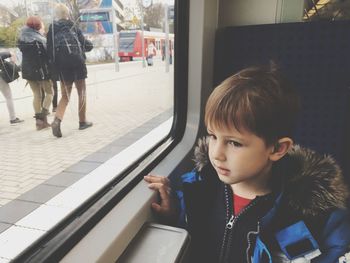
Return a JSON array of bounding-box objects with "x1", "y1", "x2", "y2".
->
[{"x1": 215, "y1": 166, "x2": 230, "y2": 176}]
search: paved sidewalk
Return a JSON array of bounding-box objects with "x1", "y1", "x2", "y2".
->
[{"x1": 0, "y1": 60, "x2": 174, "y2": 207}]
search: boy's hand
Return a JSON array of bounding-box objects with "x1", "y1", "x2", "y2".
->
[{"x1": 144, "y1": 174, "x2": 177, "y2": 219}]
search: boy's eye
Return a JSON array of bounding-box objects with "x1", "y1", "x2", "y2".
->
[{"x1": 228, "y1": 140, "x2": 242, "y2": 147}]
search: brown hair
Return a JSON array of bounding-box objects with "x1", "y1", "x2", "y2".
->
[
  {"x1": 26, "y1": 16, "x2": 42, "y2": 31},
  {"x1": 205, "y1": 65, "x2": 301, "y2": 145}
]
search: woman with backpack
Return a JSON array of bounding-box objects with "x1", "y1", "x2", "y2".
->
[
  {"x1": 47, "y1": 3, "x2": 93, "y2": 138},
  {"x1": 0, "y1": 51, "x2": 23, "y2": 125},
  {"x1": 18, "y1": 16, "x2": 53, "y2": 130}
]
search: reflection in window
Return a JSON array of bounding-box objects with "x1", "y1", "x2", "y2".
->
[{"x1": 303, "y1": 0, "x2": 350, "y2": 21}]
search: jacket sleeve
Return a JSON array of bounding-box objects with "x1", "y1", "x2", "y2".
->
[
  {"x1": 314, "y1": 209, "x2": 350, "y2": 263},
  {"x1": 0, "y1": 51, "x2": 11, "y2": 60},
  {"x1": 176, "y1": 170, "x2": 203, "y2": 227},
  {"x1": 76, "y1": 27, "x2": 93, "y2": 53}
]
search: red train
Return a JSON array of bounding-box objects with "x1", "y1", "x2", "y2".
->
[{"x1": 118, "y1": 30, "x2": 174, "y2": 62}]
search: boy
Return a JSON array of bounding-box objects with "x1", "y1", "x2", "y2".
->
[{"x1": 144, "y1": 66, "x2": 350, "y2": 263}]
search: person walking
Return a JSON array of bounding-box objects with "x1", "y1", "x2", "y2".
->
[
  {"x1": 146, "y1": 41, "x2": 156, "y2": 66},
  {"x1": 47, "y1": 3, "x2": 93, "y2": 138},
  {"x1": 0, "y1": 51, "x2": 24, "y2": 124},
  {"x1": 18, "y1": 16, "x2": 53, "y2": 130}
]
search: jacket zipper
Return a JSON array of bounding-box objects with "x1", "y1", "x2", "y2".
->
[
  {"x1": 218, "y1": 185, "x2": 232, "y2": 263},
  {"x1": 219, "y1": 185, "x2": 260, "y2": 263},
  {"x1": 35, "y1": 41, "x2": 45, "y2": 79},
  {"x1": 246, "y1": 221, "x2": 260, "y2": 263}
]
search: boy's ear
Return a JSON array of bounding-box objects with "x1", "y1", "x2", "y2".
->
[{"x1": 269, "y1": 137, "x2": 293, "y2": 161}]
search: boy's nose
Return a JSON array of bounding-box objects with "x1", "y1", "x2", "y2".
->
[{"x1": 212, "y1": 143, "x2": 226, "y2": 161}]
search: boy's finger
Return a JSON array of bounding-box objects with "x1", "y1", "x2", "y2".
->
[
  {"x1": 145, "y1": 174, "x2": 162, "y2": 178},
  {"x1": 151, "y1": 202, "x2": 162, "y2": 212},
  {"x1": 159, "y1": 176, "x2": 170, "y2": 185},
  {"x1": 147, "y1": 182, "x2": 164, "y2": 189},
  {"x1": 152, "y1": 202, "x2": 171, "y2": 215},
  {"x1": 144, "y1": 175, "x2": 164, "y2": 183},
  {"x1": 158, "y1": 186, "x2": 171, "y2": 206},
  {"x1": 149, "y1": 184, "x2": 171, "y2": 200}
]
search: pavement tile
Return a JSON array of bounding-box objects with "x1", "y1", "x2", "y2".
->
[
  {"x1": 0, "y1": 193, "x2": 19, "y2": 200},
  {"x1": 16, "y1": 184, "x2": 65, "y2": 204},
  {"x1": 0, "y1": 223, "x2": 12, "y2": 234},
  {"x1": 82, "y1": 152, "x2": 115, "y2": 163},
  {"x1": 43, "y1": 172, "x2": 86, "y2": 187},
  {"x1": 0, "y1": 200, "x2": 40, "y2": 224},
  {"x1": 64, "y1": 161, "x2": 100, "y2": 174}
]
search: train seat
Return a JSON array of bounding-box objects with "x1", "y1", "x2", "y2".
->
[{"x1": 213, "y1": 21, "x2": 350, "y2": 184}]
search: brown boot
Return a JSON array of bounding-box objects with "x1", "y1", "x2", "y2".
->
[
  {"x1": 41, "y1": 108, "x2": 51, "y2": 128},
  {"x1": 35, "y1": 114, "x2": 45, "y2": 130},
  {"x1": 51, "y1": 117, "x2": 62, "y2": 138}
]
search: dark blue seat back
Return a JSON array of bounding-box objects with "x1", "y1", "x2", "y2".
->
[{"x1": 214, "y1": 21, "x2": 350, "y2": 183}]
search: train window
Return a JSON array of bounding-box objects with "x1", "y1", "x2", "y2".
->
[
  {"x1": 219, "y1": 0, "x2": 350, "y2": 27},
  {"x1": 282, "y1": 0, "x2": 350, "y2": 23},
  {"x1": 303, "y1": 0, "x2": 350, "y2": 21},
  {"x1": 0, "y1": 0, "x2": 177, "y2": 261},
  {"x1": 276, "y1": 0, "x2": 350, "y2": 23}
]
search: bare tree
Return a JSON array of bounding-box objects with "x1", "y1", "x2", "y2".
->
[
  {"x1": 63, "y1": 0, "x2": 81, "y2": 25},
  {"x1": 135, "y1": 1, "x2": 164, "y2": 29},
  {"x1": 143, "y1": 2, "x2": 164, "y2": 29},
  {"x1": 122, "y1": 6, "x2": 141, "y2": 29},
  {"x1": 12, "y1": 3, "x2": 27, "y2": 19}
]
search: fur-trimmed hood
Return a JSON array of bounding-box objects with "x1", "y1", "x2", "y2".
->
[
  {"x1": 193, "y1": 137, "x2": 349, "y2": 216},
  {"x1": 18, "y1": 26, "x2": 47, "y2": 47}
]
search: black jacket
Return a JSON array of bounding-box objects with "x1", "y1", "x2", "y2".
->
[
  {"x1": 180, "y1": 138, "x2": 350, "y2": 263},
  {"x1": 47, "y1": 19, "x2": 87, "y2": 82},
  {"x1": 17, "y1": 26, "x2": 51, "y2": 81}
]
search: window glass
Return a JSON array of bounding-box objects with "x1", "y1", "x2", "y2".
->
[
  {"x1": 279, "y1": 0, "x2": 350, "y2": 22},
  {"x1": 0, "y1": 0, "x2": 174, "y2": 245},
  {"x1": 303, "y1": 0, "x2": 350, "y2": 21}
]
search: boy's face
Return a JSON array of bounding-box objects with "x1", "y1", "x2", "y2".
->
[{"x1": 207, "y1": 124, "x2": 275, "y2": 194}]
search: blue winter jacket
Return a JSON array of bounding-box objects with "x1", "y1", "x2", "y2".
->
[{"x1": 178, "y1": 138, "x2": 350, "y2": 263}]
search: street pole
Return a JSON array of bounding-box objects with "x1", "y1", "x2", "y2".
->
[
  {"x1": 111, "y1": 7, "x2": 120, "y2": 72},
  {"x1": 164, "y1": 3, "x2": 169, "y2": 73},
  {"x1": 24, "y1": 0, "x2": 29, "y2": 17},
  {"x1": 141, "y1": 7, "x2": 146, "y2": 68}
]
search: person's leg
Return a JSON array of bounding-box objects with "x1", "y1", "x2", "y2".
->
[
  {"x1": 39, "y1": 80, "x2": 54, "y2": 128},
  {"x1": 75, "y1": 79, "x2": 86, "y2": 122},
  {"x1": 41, "y1": 80, "x2": 53, "y2": 112},
  {"x1": 41, "y1": 88, "x2": 45, "y2": 107},
  {"x1": 75, "y1": 79, "x2": 92, "y2": 130},
  {"x1": 52, "y1": 80, "x2": 58, "y2": 111},
  {"x1": 28, "y1": 80, "x2": 47, "y2": 130},
  {"x1": 0, "y1": 76, "x2": 16, "y2": 121},
  {"x1": 27, "y1": 80, "x2": 42, "y2": 114},
  {"x1": 52, "y1": 79, "x2": 73, "y2": 137},
  {"x1": 55, "y1": 80, "x2": 73, "y2": 121}
]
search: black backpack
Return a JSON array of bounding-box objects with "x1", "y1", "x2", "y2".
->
[{"x1": 53, "y1": 26, "x2": 84, "y2": 69}]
